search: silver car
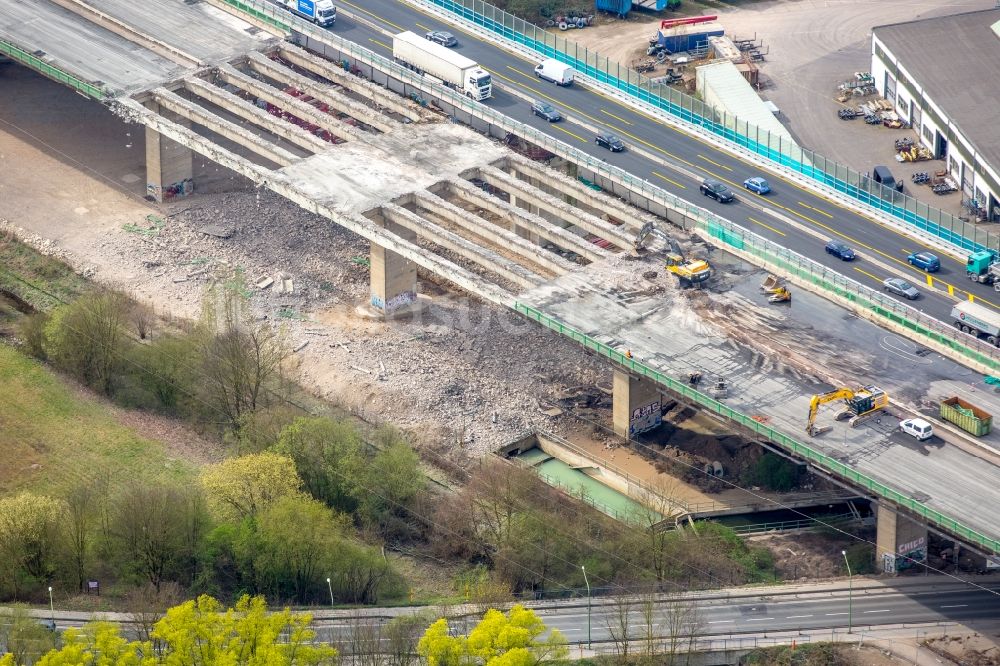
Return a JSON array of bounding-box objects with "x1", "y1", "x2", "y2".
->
[{"x1": 882, "y1": 277, "x2": 919, "y2": 300}]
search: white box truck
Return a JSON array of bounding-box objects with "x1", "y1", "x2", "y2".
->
[
  {"x1": 534, "y1": 58, "x2": 574, "y2": 86},
  {"x1": 276, "y1": 0, "x2": 336, "y2": 27},
  {"x1": 392, "y1": 31, "x2": 492, "y2": 101},
  {"x1": 951, "y1": 301, "x2": 1000, "y2": 345}
]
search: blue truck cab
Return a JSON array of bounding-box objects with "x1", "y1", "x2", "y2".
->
[{"x1": 282, "y1": 0, "x2": 336, "y2": 27}]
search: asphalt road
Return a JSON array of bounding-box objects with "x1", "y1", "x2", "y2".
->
[
  {"x1": 33, "y1": 581, "x2": 1000, "y2": 642},
  {"x1": 325, "y1": 1, "x2": 1000, "y2": 331}
]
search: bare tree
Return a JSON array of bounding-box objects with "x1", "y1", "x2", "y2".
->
[
  {"x1": 606, "y1": 592, "x2": 634, "y2": 661},
  {"x1": 198, "y1": 275, "x2": 288, "y2": 431},
  {"x1": 662, "y1": 598, "x2": 703, "y2": 665},
  {"x1": 638, "y1": 591, "x2": 662, "y2": 661},
  {"x1": 384, "y1": 614, "x2": 430, "y2": 666},
  {"x1": 124, "y1": 581, "x2": 182, "y2": 643},
  {"x1": 63, "y1": 481, "x2": 95, "y2": 593},
  {"x1": 341, "y1": 618, "x2": 385, "y2": 666},
  {"x1": 129, "y1": 296, "x2": 156, "y2": 340}
]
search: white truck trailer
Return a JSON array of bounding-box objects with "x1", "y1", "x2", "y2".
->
[
  {"x1": 951, "y1": 301, "x2": 1000, "y2": 345},
  {"x1": 392, "y1": 31, "x2": 492, "y2": 101}
]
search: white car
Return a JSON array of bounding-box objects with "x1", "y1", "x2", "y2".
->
[{"x1": 900, "y1": 418, "x2": 933, "y2": 441}]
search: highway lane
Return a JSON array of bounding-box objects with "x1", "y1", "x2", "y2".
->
[
  {"x1": 324, "y1": 1, "x2": 1000, "y2": 329},
  {"x1": 33, "y1": 583, "x2": 1000, "y2": 641}
]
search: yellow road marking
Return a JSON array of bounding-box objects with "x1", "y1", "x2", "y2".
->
[
  {"x1": 552, "y1": 125, "x2": 587, "y2": 142},
  {"x1": 369, "y1": 38, "x2": 391, "y2": 50},
  {"x1": 854, "y1": 267, "x2": 882, "y2": 282},
  {"x1": 797, "y1": 201, "x2": 834, "y2": 219},
  {"x1": 652, "y1": 171, "x2": 686, "y2": 189},
  {"x1": 599, "y1": 109, "x2": 633, "y2": 126},
  {"x1": 698, "y1": 155, "x2": 733, "y2": 171},
  {"x1": 415, "y1": 22, "x2": 432, "y2": 31},
  {"x1": 340, "y1": 0, "x2": 405, "y2": 31},
  {"x1": 747, "y1": 216, "x2": 786, "y2": 236}
]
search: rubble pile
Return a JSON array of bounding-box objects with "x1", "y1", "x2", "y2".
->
[{"x1": 81, "y1": 189, "x2": 607, "y2": 456}]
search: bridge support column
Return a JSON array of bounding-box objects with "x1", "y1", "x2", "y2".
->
[
  {"x1": 144, "y1": 101, "x2": 193, "y2": 203},
  {"x1": 875, "y1": 502, "x2": 927, "y2": 574},
  {"x1": 369, "y1": 217, "x2": 418, "y2": 315},
  {"x1": 612, "y1": 369, "x2": 662, "y2": 440}
]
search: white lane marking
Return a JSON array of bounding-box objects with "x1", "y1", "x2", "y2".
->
[
  {"x1": 826, "y1": 612, "x2": 849, "y2": 616},
  {"x1": 747, "y1": 618, "x2": 774, "y2": 621},
  {"x1": 708, "y1": 620, "x2": 733, "y2": 624},
  {"x1": 863, "y1": 609, "x2": 891, "y2": 614},
  {"x1": 940, "y1": 604, "x2": 968, "y2": 608},
  {"x1": 786, "y1": 614, "x2": 813, "y2": 619}
]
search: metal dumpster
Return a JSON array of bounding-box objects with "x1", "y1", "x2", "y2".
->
[{"x1": 940, "y1": 397, "x2": 992, "y2": 436}]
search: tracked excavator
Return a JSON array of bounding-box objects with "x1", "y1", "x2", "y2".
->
[
  {"x1": 634, "y1": 222, "x2": 712, "y2": 287},
  {"x1": 805, "y1": 385, "x2": 889, "y2": 436}
]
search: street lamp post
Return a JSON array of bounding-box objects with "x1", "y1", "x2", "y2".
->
[
  {"x1": 326, "y1": 577, "x2": 335, "y2": 607},
  {"x1": 842, "y1": 550, "x2": 853, "y2": 633},
  {"x1": 48, "y1": 586, "x2": 54, "y2": 624},
  {"x1": 581, "y1": 565, "x2": 591, "y2": 649}
]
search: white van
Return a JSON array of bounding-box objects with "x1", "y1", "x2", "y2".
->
[
  {"x1": 534, "y1": 59, "x2": 574, "y2": 86},
  {"x1": 900, "y1": 418, "x2": 933, "y2": 441}
]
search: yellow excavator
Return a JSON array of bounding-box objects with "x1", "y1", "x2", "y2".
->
[
  {"x1": 634, "y1": 222, "x2": 712, "y2": 287},
  {"x1": 805, "y1": 385, "x2": 889, "y2": 436}
]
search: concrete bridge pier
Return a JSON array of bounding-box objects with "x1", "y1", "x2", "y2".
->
[
  {"x1": 369, "y1": 215, "x2": 418, "y2": 316},
  {"x1": 144, "y1": 100, "x2": 193, "y2": 203},
  {"x1": 875, "y1": 501, "x2": 928, "y2": 574},
  {"x1": 612, "y1": 369, "x2": 662, "y2": 440}
]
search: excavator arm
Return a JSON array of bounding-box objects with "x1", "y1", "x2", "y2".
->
[{"x1": 806, "y1": 388, "x2": 856, "y2": 436}]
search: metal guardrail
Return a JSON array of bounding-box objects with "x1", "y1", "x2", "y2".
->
[
  {"x1": 729, "y1": 513, "x2": 856, "y2": 535},
  {"x1": 417, "y1": 0, "x2": 997, "y2": 253},
  {"x1": 204, "y1": 0, "x2": 1000, "y2": 553},
  {"x1": 0, "y1": 39, "x2": 108, "y2": 100},
  {"x1": 214, "y1": 1, "x2": 1000, "y2": 373},
  {"x1": 517, "y1": 303, "x2": 1000, "y2": 556},
  {"x1": 683, "y1": 491, "x2": 859, "y2": 516}
]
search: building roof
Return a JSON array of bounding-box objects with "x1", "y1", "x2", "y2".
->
[
  {"x1": 695, "y1": 61, "x2": 793, "y2": 145},
  {"x1": 873, "y1": 8, "x2": 1000, "y2": 170}
]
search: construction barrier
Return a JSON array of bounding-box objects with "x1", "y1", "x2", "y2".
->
[{"x1": 0, "y1": 39, "x2": 108, "y2": 100}]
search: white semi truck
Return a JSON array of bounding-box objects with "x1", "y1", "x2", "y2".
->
[
  {"x1": 951, "y1": 301, "x2": 1000, "y2": 345},
  {"x1": 392, "y1": 31, "x2": 492, "y2": 101}
]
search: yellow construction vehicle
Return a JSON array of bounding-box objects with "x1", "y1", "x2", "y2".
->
[
  {"x1": 633, "y1": 222, "x2": 712, "y2": 287},
  {"x1": 805, "y1": 385, "x2": 889, "y2": 436}
]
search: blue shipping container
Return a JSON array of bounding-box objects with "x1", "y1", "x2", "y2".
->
[
  {"x1": 297, "y1": 0, "x2": 315, "y2": 16},
  {"x1": 595, "y1": 0, "x2": 631, "y2": 16},
  {"x1": 658, "y1": 29, "x2": 723, "y2": 53}
]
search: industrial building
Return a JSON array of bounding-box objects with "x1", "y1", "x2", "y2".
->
[{"x1": 871, "y1": 8, "x2": 1000, "y2": 222}]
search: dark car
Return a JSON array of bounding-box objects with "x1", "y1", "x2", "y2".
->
[
  {"x1": 531, "y1": 100, "x2": 562, "y2": 122},
  {"x1": 907, "y1": 251, "x2": 940, "y2": 272},
  {"x1": 825, "y1": 239, "x2": 855, "y2": 261},
  {"x1": 425, "y1": 30, "x2": 457, "y2": 47},
  {"x1": 700, "y1": 178, "x2": 735, "y2": 203},
  {"x1": 595, "y1": 131, "x2": 625, "y2": 152}
]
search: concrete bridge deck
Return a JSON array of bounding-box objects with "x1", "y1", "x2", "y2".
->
[
  {"x1": 3, "y1": 0, "x2": 1000, "y2": 558},
  {"x1": 518, "y1": 252, "x2": 1000, "y2": 546}
]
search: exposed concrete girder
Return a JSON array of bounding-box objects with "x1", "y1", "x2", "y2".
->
[
  {"x1": 478, "y1": 165, "x2": 632, "y2": 250},
  {"x1": 277, "y1": 44, "x2": 422, "y2": 123},
  {"x1": 449, "y1": 178, "x2": 611, "y2": 263},
  {"x1": 47, "y1": 0, "x2": 203, "y2": 69},
  {"x1": 505, "y1": 154, "x2": 655, "y2": 233},
  {"x1": 382, "y1": 203, "x2": 544, "y2": 290},
  {"x1": 115, "y1": 99, "x2": 515, "y2": 307},
  {"x1": 246, "y1": 52, "x2": 394, "y2": 134},
  {"x1": 216, "y1": 63, "x2": 358, "y2": 142},
  {"x1": 183, "y1": 77, "x2": 329, "y2": 154},
  {"x1": 413, "y1": 189, "x2": 574, "y2": 277},
  {"x1": 150, "y1": 88, "x2": 298, "y2": 167}
]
